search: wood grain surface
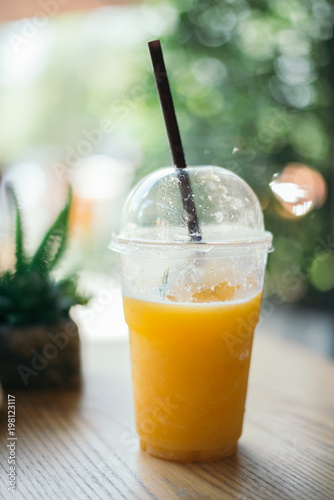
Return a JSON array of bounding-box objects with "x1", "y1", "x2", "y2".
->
[{"x1": 0, "y1": 333, "x2": 334, "y2": 500}]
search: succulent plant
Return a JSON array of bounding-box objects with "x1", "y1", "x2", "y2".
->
[{"x1": 0, "y1": 186, "x2": 89, "y2": 327}]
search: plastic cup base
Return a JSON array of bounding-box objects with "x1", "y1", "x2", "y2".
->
[{"x1": 140, "y1": 439, "x2": 237, "y2": 463}]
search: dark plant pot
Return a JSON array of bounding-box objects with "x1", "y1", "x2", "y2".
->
[{"x1": 0, "y1": 319, "x2": 81, "y2": 388}]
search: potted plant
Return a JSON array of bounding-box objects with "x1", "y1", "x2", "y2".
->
[{"x1": 0, "y1": 186, "x2": 89, "y2": 388}]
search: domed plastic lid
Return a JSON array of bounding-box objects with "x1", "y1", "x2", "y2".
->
[{"x1": 111, "y1": 165, "x2": 272, "y2": 254}]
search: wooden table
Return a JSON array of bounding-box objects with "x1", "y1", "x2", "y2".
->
[{"x1": 1, "y1": 333, "x2": 334, "y2": 500}]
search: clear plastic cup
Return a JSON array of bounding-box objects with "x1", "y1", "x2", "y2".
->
[{"x1": 111, "y1": 165, "x2": 272, "y2": 462}]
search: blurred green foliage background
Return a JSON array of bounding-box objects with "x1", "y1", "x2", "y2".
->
[{"x1": 0, "y1": 0, "x2": 333, "y2": 310}]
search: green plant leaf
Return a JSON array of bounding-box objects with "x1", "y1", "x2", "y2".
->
[
  {"x1": 6, "y1": 185, "x2": 27, "y2": 274},
  {"x1": 30, "y1": 188, "x2": 72, "y2": 275},
  {"x1": 0, "y1": 188, "x2": 90, "y2": 327}
]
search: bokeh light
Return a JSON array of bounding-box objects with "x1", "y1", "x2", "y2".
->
[
  {"x1": 270, "y1": 163, "x2": 327, "y2": 217},
  {"x1": 69, "y1": 155, "x2": 134, "y2": 241},
  {"x1": 70, "y1": 155, "x2": 133, "y2": 201},
  {"x1": 309, "y1": 252, "x2": 334, "y2": 292},
  {"x1": 3, "y1": 162, "x2": 47, "y2": 208}
]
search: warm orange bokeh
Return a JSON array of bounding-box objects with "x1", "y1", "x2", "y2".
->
[{"x1": 270, "y1": 163, "x2": 327, "y2": 218}]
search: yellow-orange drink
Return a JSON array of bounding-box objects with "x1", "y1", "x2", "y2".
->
[{"x1": 123, "y1": 289, "x2": 262, "y2": 462}]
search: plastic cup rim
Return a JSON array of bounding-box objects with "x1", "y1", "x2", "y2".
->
[{"x1": 110, "y1": 231, "x2": 273, "y2": 254}]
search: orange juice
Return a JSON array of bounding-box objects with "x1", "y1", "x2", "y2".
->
[{"x1": 123, "y1": 291, "x2": 262, "y2": 462}]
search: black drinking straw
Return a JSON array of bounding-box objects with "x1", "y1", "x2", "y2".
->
[{"x1": 148, "y1": 40, "x2": 202, "y2": 242}]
